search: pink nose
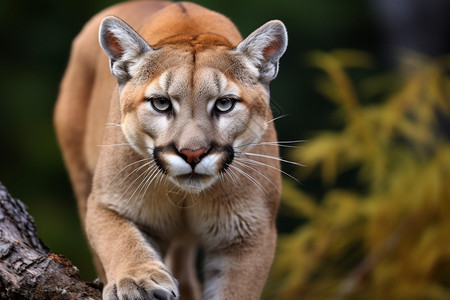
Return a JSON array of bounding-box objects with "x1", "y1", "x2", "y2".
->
[{"x1": 179, "y1": 148, "x2": 208, "y2": 164}]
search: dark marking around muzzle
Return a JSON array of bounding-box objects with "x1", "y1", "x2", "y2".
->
[{"x1": 153, "y1": 142, "x2": 234, "y2": 174}]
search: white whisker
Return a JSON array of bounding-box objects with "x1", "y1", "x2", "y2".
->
[
  {"x1": 110, "y1": 158, "x2": 153, "y2": 187},
  {"x1": 218, "y1": 172, "x2": 225, "y2": 184},
  {"x1": 222, "y1": 168, "x2": 238, "y2": 184},
  {"x1": 165, "y1": 184, "x2": 184, "y2": 208},
  {"x1": 234, "y1": 140, "x2": 306, "y2": 149},
  {"x1": 235, "y1": 157, "x2": 299, "y2": 183},
  {"x1": 229, "y1": 165, "x2": 269, "y2": 197},
  {"x1": 119, "y1": 163, "x2": 156, "y2": 203},
  {"x1": 114, "y1": 161, "x2": 155, "y2": 191},
  {"x1": 136, "y1": 165, "x2": 160, "y2": 205},
  {"x1": 224, "y1": 167, "x2": 239, "y2": 185},
  {"x1": 157, "y1": 171, "x2": 166, "y2": 187},
  {"x1": 183, "y1": 192, "x2": 201, "y2": 209},
  {"x1": 234, "y1": 151, "x2": 304, "y2": 167},
  {"x1": 205, "y1": 187, "x2": 219, "y2": 202},
  {"x1": 97, "y1": 143, "x2": 154, "y2": 150},
  {"x1": 266, "y1": 114, "x2": 288, "y2": 124},
  {"x1": 233, "y1": 160, "x2": 280, "y2": 193},
  {"x1": 144, "y1": 168, "x2": 162, "y2": 194},
  {"x1": 127, "y1": 166, "x2": 155, "y2": 206}
]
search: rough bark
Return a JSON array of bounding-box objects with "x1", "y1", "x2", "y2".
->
[{"x1": 0, "y1": 181, "x2": 102, "y2": 299}]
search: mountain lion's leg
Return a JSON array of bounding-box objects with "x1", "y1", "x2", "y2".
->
[
  {"x1": 86, "y1": 198, "x2": 178, "y2": 300},
  {"x1": 165, "y1": 239, "x2": 202, "y2": 300},
  {"x1": 203, "y1": 226, "x2": 277, "y2": 300}
]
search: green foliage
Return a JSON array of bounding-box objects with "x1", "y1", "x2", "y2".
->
[{"x1": 267, "y1": 51, "x2": 450, "y2": 299}]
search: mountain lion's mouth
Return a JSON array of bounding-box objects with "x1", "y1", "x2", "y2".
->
[
  {"x1": 172, "y1": 173, "x2": 215, "y2": 191},
  {"x1": 177, "y1": 173, "x2": 209, "y2": 180}
]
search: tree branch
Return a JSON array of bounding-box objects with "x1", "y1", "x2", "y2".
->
[{"x1": 0, "y1": 181, "x2": 102, "y2": 299}]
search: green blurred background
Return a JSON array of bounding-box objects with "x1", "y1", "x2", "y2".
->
[{"x1": 1, "y1": 0, "x2": 449, "y2": 296}]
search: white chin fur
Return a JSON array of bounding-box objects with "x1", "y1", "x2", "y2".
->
[{"x1": 169, "y1": 175, "x2": 217, "y2": 192}]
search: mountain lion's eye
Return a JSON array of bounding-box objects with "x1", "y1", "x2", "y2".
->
[
  {"x1": 148, "y1": 97, "x2": 172, "y2": 113},
  {"x1": 214, "y1": 97, "x2": 236, "y2": 113}
]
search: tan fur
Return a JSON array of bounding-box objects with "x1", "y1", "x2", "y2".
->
[{"x1": 54, "y1": 1, "x2": 286, "y2": 299}]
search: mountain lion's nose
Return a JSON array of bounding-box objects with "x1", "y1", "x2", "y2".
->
[{"x1": 179, "y1": 148, "x2": 208, "y2": 165}]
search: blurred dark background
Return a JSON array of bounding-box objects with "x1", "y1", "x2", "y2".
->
[{"x1": 0, "y1": 0, "x2": 449, "y2": 281}]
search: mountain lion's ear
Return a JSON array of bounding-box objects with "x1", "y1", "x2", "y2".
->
[
  {"x1": 237, "y1": 20, "x2": 287, "y2": 85},
  {"x1": 99, "y1": 16, "x2": 152, "y2": 86}
]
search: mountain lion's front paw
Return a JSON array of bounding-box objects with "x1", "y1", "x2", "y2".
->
[{"x1": 103, "y1": 264, "x2": 178, "y2": 300}]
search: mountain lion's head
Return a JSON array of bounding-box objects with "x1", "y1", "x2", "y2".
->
[{"x1": 99, "y1": 16, "x2": 287, "y2": 192}]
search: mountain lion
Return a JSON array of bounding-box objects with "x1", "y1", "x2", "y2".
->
[{"x1": 54, "y1": 1, "x2": 287, "y2": 299}]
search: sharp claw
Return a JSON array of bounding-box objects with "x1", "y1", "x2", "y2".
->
[{"x1": 152, "y1": 289, "x2": 169, "y2": 300}]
